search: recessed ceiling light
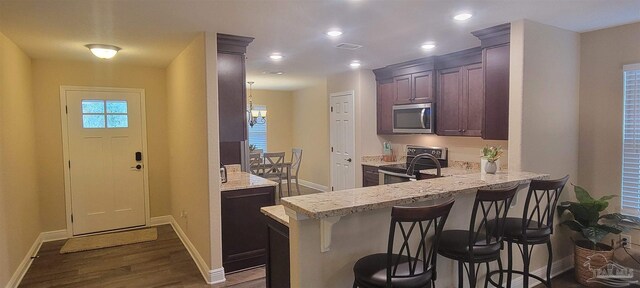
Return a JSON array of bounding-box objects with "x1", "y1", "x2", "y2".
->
[
  {"x1": 269, "y1": 53, "x2": 283, "y2": 60},
  {"x1": 85, "y1": 44, "x2": 121, "y2": 59},
  {"x1": 421, "y1": 43, "x2": 436, "y2": 50},
  {"x1": 327, "y1": 30, "x2": 343, "y2": 37},
  {"x1": 350, "y1": 61, "x2": 361, "y2": 68},
  {"x1": 453, "y1": 12, "x2": 473, "y2": 21}
]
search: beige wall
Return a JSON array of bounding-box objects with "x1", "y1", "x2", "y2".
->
[
  {"x1": 32, "y1": 59, "x2": 170, "y2": 231},
  {"x1": 292, "y1": 80, "x2": 330, "y2": 187},
  {"x1": 509, "y1": 18, "x2": 580, "y2": 271},
  {"x1": 579, "y1": 22, "x2": 640, "y2": 209},
  {"x1": 250, "y1": 89, "x2": 293, "y2": 154},
  {"x1": 166, "y1": 33, "x2": 212, "y2": 268},
  {"x1": 0, "y1": 32, "x2": 41, "y2": 287}
]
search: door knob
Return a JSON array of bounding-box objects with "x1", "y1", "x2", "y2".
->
[
  {"x1": 346, "y1": 158, "x2": 352, "y2": 163},
  {"x1": 131, "y1": 164, "x2": 142, "y2": 170}
]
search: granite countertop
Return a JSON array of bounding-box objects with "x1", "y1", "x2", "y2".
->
[
  {"x1": 261, "y1": 205, "x2": 289, "y2": 227},
  {"x1": 281, "y1": 171, "x2": 548, "y2": 219},
  {"x1": 221, "y1": 172, "x2": 277, "y2": 192},
  {"x1": 419, "y1": 167, "x2": 479, "y2": 177}
]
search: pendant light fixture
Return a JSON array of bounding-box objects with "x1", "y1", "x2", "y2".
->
[{"x1": 247, "y1": 81, "x2": 266, "y2": 127}]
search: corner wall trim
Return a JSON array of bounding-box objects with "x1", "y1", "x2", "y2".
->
[
  {"x1": 40, "y1": 229, "x2": 69, "y2": 243},
  {"x1": 509, "y1": 254, "x2": 574, "y2": 288},
  {"x1": 160, "y1": 215, "x2": 226, "y2": 284}
]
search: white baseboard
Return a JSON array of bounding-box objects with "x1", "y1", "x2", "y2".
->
[
  {"x1": 148, "y1": 215, "x2": 173, "y2": 226},
  {"x1": 509, "y1": 254, "x2": 574, "y2": 288},
  {"x1": 298, "y1": 179, "x2": 330, "y2": 192},
  {"x1": 6, "y1": 228, "x2": 70, "y2": 288},
  {"x1": 164, "y1": 215, "x2": 226, "y2": 284}
]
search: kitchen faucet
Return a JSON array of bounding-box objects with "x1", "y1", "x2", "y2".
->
[{"x1": 406, "y1": 153, "x2": 442, "y2": 178}]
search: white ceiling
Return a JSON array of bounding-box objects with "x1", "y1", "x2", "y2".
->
[{"x1": 1, "y1": 0, "x2": 639, "y2": 91}]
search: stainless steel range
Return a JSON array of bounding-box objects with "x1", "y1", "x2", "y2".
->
[{"x1": 378, "y1": 146, "x2": 448, "y2": 184}]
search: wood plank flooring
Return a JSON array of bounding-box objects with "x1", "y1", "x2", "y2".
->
[{"x1": 20, "y1": 225, "x2": 265, "y2": 288}]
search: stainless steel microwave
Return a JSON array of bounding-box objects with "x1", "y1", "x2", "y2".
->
[{"x1": 392, "y1": 103, "x2": 434, "y2": 133}]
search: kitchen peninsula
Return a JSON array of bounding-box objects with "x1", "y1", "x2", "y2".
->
[{"x1": 271, "y1": 169, "x2": 547, "y2": 288}]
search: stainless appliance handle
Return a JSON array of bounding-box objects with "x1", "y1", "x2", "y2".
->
[{"x1": 420, "y1": 108, "x2": 426, "y2": 129}]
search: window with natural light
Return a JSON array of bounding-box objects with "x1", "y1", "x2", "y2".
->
[
  {"x1": 248, "y1": 105, "x2": 267, "y2": 152},
  {"x1": 622, "y1": 63, "x2": 640, "y2": 215}
]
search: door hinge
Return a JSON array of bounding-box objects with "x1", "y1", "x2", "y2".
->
[
  {"x1": 71, "y1": 214, "x2": 74, "y2": 223},
  {"x1": 330, "y1": 106, "x2": 333, "y2": 112},
  {"x1": 65, "y1": 105, "x2": 68, "y2": 114},
  {"x1": 68, "y1": 160, "x2": 71, "y2": 169},
  {"x1": 331, "y1": 147, "x2": 334, "y2": 152},
  {"x1": 331, "y1": 186, "x2": 334, "y2": 191}
]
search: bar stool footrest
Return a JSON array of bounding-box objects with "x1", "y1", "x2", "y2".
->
[{"x1": 486, "y1": 269, "x2": 550, "y2": 288}]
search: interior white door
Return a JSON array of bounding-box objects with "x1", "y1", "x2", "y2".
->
[
  {"x1": 65, "y1": 89, "x2": 146, "y2": 235},
  {"x1": 330, "y1": 92, "x2": 356, "y2": 191}
]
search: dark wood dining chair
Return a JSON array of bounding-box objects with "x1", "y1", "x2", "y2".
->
[
  {"x1": 353, "y1": 199, "x2": 455, "y2": 288},
  {"x1": 437, "y1": 185, "x2": 518, "y2": 288}
]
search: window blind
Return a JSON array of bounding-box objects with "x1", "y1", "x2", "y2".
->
[
  {"x1": 622, "y1": 64, "x2": 640, "y2": 215},
  {"x1": 248, "y1": 105, "x2": 267, "y2": 152}
]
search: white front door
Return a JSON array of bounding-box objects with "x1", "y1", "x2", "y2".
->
[
  {"x1": 330, "y1": 91, "x2": 356, "y2": 191},
  {"x1": 63, "y1": 87, "x2": 147, "y2": 235}
]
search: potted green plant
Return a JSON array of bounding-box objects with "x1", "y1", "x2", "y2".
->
[
  {"x1": 481, "y1": 146, "x2": 503, "y2": 174},
  {"x1": 558, "y1": 185, "x2": 640, "y2": 286}
]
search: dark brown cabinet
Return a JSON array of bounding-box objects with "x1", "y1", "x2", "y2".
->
[
  {"x1": 472, "y1": 23, "x2": 511, "y2": 140},
  {"x1": 217, "y1": 34, "x2": 254, "y2": 164},
  {"x1": 393, "y1": 74, "x2": 413, "y2": 104},
  {"x1": 376, "y1": 81, "x2": 394, "y2": 134},
  {"x1": 436, "y1": 63, "x2": 484, "y2": 136},
  {"x1": 412, "y1": 71, "x2": 435, "y2": 103},
  {"x1": 362, "y1": 165, "x2": 380, "y2": 187},
  {"x1": 221, "y1": 186, "x2": 275, "y2": 273},
  {"x1": 264, "y1": 214, "x2": 290, "y2": 288}
]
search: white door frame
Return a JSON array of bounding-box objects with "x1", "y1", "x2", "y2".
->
[
  {"x1": 329, "y1": 90, "x2": 356, "y2": 191},
  {"x1": 60, "y1": 86, "x2": 150, "y2": 237}
]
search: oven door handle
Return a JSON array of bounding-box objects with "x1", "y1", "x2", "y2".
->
[
  {"x1": 420, "y1": 108, "x2": 426, "y2": 129},
  {"x1": 379, "y1": 170, "x2": 415, "y2": 178}
]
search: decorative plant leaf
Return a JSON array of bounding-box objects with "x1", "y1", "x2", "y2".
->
[
  {"x1": 599, "y1": 195, "x2": 617, "y2": 202},
  {"x1": 561, "y1": 220, "x2": 584, "y2": 232},
  {"x1": 574, "y1": 185, "x2": 595, "y2": 204},
  {"x1": 565, "y1": 202, "x2": 600, "y2": 226},
  {"x1": 600, "y1": 213, "x2": 640, "y2": 225},
  {"x1": 581, "y1": 227, "x2": 610, "y2": 245},
  {"x1": 595, "y1": 224, "x2": 623, "y2": 235}
]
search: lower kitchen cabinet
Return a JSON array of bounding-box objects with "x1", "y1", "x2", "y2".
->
[
  {"x1": 221, "y1": 186, "x2": 275, "y2": 273},
  {"x1": 362, "y1": 165, "x2": 380, "y2": 187},
  {"x1": 264, "y1": 215, "x2": 290, "y2": 288}
]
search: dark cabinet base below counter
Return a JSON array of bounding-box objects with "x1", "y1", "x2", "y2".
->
[
  {"x1": 222, "y1": 186, "x2": 275, "y2": 273},
  {"x1": 264, "y1": 215, "x2": 290, "y2": 288}
]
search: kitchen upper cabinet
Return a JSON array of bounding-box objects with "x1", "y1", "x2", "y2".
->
[
  {"x1": 412, "y1": 71, "x2": 434, "y2": 103},
  {"x1": 472, "y1": 23, "x2": 511, "y2": 140},
  {"x1": 377, "y1": 81, "x2": 394, "y2": 134},
  {"x1": 436, "y1": 63, "x2": 484, "y2": 137},
  {"x1": 393, "y1": 75, "x2": 412, "y2": 104},
  {"x1": 217, "y1": 34, "x2": 254, "y2": 164}
]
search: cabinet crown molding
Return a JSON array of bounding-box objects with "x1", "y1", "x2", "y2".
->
[
  {"x1": 217, "y1": 33, "x2": 255, "y2": 54},
  {"x1": 471, "y1": 23, "x2": 511, "y2": 47}
]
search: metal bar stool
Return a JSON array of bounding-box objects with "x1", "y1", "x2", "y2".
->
[
  {"x1": 487, "y1": 175, "x2": 569, "y2": 288},
  {"x1": 353, "y1": 199, "x2": 455, "y2": 288},
  {"x1": 437, "y1": 185, "x2": 519, "y2": 288}
]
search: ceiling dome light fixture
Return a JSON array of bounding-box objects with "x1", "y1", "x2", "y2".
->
[
  {"x1": 327, "y1": 29, "x2": 343, "y2": 37},
  {"x1": 421, "y1": 42, "x2": 436, "y2": 50},
  {"x1": 350, "y1": 61, "x2": 361, "y2": 68},
  {"x1": 453, "y1": 12, "x2": 473, "y2": 21},
  {"x1": 269, "y1": 53, "x2": 283, "y2": 60},
  {"x1": 85, "y1": 44, "x2": 121, "y2": 59}
]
